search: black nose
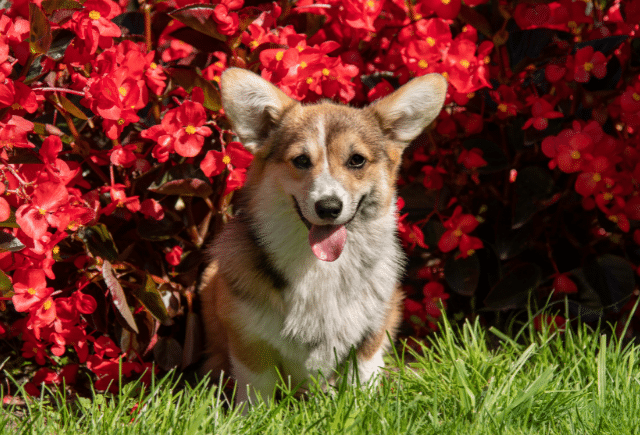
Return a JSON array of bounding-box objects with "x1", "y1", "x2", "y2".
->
[{"x1": 315, "y1": 197, "x2": 343, "y2": 219}]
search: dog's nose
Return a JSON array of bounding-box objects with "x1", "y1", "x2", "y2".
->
[{"x1": 315, "y1": 197, "x2": 343, "y2": 220}]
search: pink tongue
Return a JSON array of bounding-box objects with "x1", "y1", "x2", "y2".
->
[{"x1": 309, "y1": 225, "x2": 347, "y2": 262}]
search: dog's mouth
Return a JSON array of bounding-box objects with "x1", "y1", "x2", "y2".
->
[{"x1": 292, "y1": 196, "x2": 365, "y2": 262}]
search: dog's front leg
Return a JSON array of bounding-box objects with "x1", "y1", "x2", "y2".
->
[{"x1": 231, "y1": 353, "x2": 280, "y2": 408}]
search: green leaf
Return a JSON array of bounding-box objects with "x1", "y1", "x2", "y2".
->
[
  {"x1": 132, "y1": 274, "x2": 173, "y2": 326},
  {"x1": 136, "y1": 217, "x2": 183, "y2": 241},
  {"x1": 148, "y1": 163, "x2": 214, "y2": 198},
  {"x1": 41, "y1": 0, "x2": 82, "y2": 14},
  {"x1": 102, "y1": 260, "x2": 139, "y2": 334},
  {"x1": 168, "y1": 5, "x2": 228, "y2": 42},
  {"x1": 29, "y1": 4, "x2": 52, "y2": 56},
  {"x1": 0, "y1": 209, "x2": 19, "y2": 228},
  {"x1": 46, "y1": 29, "x2": 75, "y2": 61},
  {"x1": 0, "y1": 269, "x2": 14, "y2": 297},
  {"x1": 77, "y1": 224, "x2": 119, "y2": 262},
  {"x1": 56, "y1": 94, "x2": 88, "y2": 120},
  {"x1": 444, "y1": 254, "x2": 480, "y2": 296},
  {"x1": 584, "y1": 254, "x2": 635, "y2": 312},
  {"x1": 512, "y1": 166, "x2": 555, "y2": 229},
  {"x1": 0, "y1": 232, "x2": 25, "y2": 252},
  {"x1": 169, "y1": 68, "x2": 222, "y2": 112},
  {"x1": 484, "y1": 263, "x2": 542, "y2": 310}
]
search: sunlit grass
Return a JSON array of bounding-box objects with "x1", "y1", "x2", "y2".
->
[{"x1": 3, "y1": 309, "x2": 640, "y2": 434}]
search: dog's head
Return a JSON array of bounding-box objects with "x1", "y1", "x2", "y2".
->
[{"x1": 220, "y1": 68, "x2": 447, "y2": 262}]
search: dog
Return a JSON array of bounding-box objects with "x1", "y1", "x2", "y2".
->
[{"x1": 199, "y1": 67, "x2": 447, "y2": 405}]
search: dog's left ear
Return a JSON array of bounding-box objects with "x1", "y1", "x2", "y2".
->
[
  {"x1": 370, "y1": 74, "x2": 447, "y2": 144},
  {"x1": 220, "y1": 68, "x2": 296, "y2": 154}
]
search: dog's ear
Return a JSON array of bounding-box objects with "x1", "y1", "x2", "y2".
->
[
  {"x1": 371, "y1": 73, "x2": 447, "y2": 144},
  {"x1": 220, "y1": 68, "x2": 296, "y2": 154}
]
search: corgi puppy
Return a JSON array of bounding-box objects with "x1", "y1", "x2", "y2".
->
[{"x1": 199, "y1": 67, "x2": 447, "y2": 405}]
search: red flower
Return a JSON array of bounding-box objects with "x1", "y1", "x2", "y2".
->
[
  {"x1": 11, "y1": 268, "x2": 52, "y2": 313},
  {"x1": 490, "y1": 85, "x2": 521, "y2": 119},
  {"x1": 522, "y1": 97, "x2": 563, "y2": 130},
  {"x1": 165, "y1": 245, "x2": 183, "y2": 266},
  {"x1": 422, "y1": 165, "x2": 445, "y2": 190},
  {"x1": 553, "y1": 273, "x2": 578, "y2": 294},
  {"x1": 101, "y1": 185, "x2": 141, "y2": 217},
  {"x1": 458, "y1": 147, "x2": 487, "y2": 170},
  {"x1": 421, "y1": 0, "x2": 462, "y2": 20},
  {"x1": 397, "y1": 197, "x2": 429, "y2": 250},
  {"x1": 422, "y1": 281, "x2": 449, "y2": 318},
  {"x1": 201, "y1": 141, "x2": 253, "y2": 195},
  {"x1": 573, "y1": 46, "x2": 607, "y2": 83},
  {"x1": 15, "y1": 181, "x2": 70, "y2": 241},
  {"x1": 140, "y1": 199, "x2": 165, "y2": 221},
  {"x1": 438, "y1": 206, "x2": 483, "y2": 254},
  {"x1": 172, "y1": 100, "x2": 212, "y2": 158},
  {"x1": 71, "y1": 0, "x2": 122, "y2": 54}
]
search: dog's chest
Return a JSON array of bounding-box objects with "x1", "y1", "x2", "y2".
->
[{"x1": 267, "y1": 230, "x2": 401, "y2": 374}]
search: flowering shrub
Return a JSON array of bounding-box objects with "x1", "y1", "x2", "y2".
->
[{"x1": 1, "y1": 0, "x2": 639, "y2": 394}]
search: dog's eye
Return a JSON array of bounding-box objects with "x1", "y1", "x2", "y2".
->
[
  {"x1": 292, "y1": 154, "x2": 312, "y2": 169},
  {"x1": 347, "y1": 154, "x2": 366, "y2": 169}
]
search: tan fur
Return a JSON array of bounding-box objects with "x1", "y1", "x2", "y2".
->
[
  {"x1": 356, "y1": 286, "x2": 404, "y2": 361},
  {"x1": 199, "y1": 68, "x2": 447, "y2": 404}
]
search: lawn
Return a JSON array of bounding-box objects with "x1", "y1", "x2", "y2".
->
[{"x1": 3, "y1": 309, "x2": 640, "y2": 435}]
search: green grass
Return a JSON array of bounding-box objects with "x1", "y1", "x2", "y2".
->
[{"x1": 3, "y1": 312, "x2": 640, "y2": 434}]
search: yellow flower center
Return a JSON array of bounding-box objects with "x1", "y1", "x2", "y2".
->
[
  {"x1": 300, "y1": 61, "x2": 307, "y2": 69},
  {"x1": 460, "y1": 59, "x2": 470, "y2": 68},
  {"x1": 89, "y1": 10, "x2": 101, "y2": 20},
  {"x1": 185, "y1": 125, "x2": 196, "y2": 134},
  {"x1": 426, "y1": 37, "x2": 435, "y2": 47},
  {"x1": 571, "y1": 150, "x2": 581, "y2": 160},
  {"x1": 11, "y1": 102, "x2": 21, "y2": 110},
  {"x1": 118, "y1": 118, "x2": 125, "y2": 125},
  {"x1": 632, "y1": 92, "x2": 640, "y2": 102},
  {"x1": 442, "y1": 0, "x2": 450, "y2": 4},
  {"x1": 592, "y1": 173, "x2": 602, "y2": 182},
  {"x1": 583, "y1": 62, "x2": 593, "y2": 72},
  {"x1": 213, "y1": 76, "x2": 221, "y2": 83},
  {"x1": 484, "y1": 56, "x2": 491, "y2": 64},
  {"x1": 43, "y1": 299, "x2": 52, "y2": 310},
  {"x1": 467, "y1": 249, "x2": 475, "y2": 256},
  {"x1": 418, "y1": 59, "x2": 429, "y2": 69},
  {"x1": 150, "y1": 62, "x2": 157, "y2": 70},
  {"x1": 608, "y1": 215, "x2": 618, "y2": 223},
  {"x1": 367, "y1": 0, "x2": 375, "y2": 7},
  {"x1": 467, "y1": 92, "x2": 475, "y2": 99},
  {"x1": 306, "y1": 77, "x2": 313, "y2": 84},
  {"x1": 27, "y1": 287, "x2": 36, "y2": 296},
  {"x1": 275, "y1": 51, "x2": 284, "y2": 61},
  {"x1": 603, "y1": 192, "x2": 613, "y2": 201},
  {"x1": 118, "y1": 86, "x2": 127, "y2": 97},
  {"x1": 453, "y1": 228, "x2": 463, "y2": 238},
  {"x1": 442, "y1": 71, "x2": 449, "y2": 80},
  {"x1": 249, "y1": 40, "x2": 259, "y2": 49},
  {"x1": 322, "y1": 68, "x2": 330, "y2": 76},
  {"x1": 498, "y1": 103, "x2": 508, "y2": 112},
  {"x1": 222, "y1": 155, "x2": 231, "y2": 165},
  {"x1": 38, "y1": 208, "x2": 47, "y2": 215},
  {"x1": 568, "y1": 20, "x2": 577, "y2": 28},
  {"x1": 53, "y1": 245, "x2": 60, "y2": 255}
]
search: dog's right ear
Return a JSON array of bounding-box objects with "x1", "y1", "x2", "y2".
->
[{"x1": 220, "y1": 68, "x2": 296, "y2": 154}]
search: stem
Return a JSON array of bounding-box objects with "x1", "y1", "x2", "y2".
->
[
  {"x1": 144, "y1": 2, "x2": 153, "y2": 53},
  {"x1": 31, "y1": 87, "x2": 86, "y2": 96}
]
